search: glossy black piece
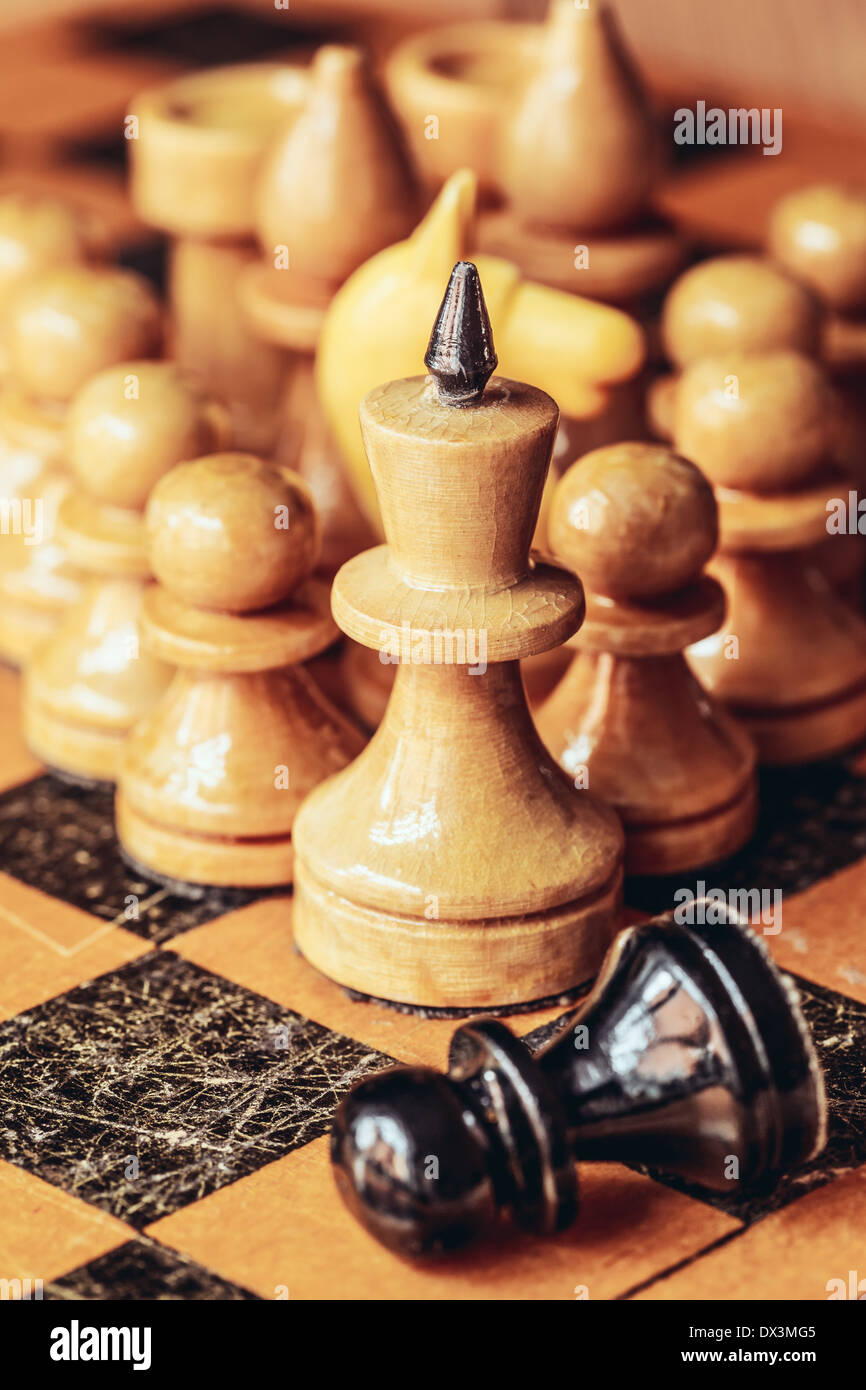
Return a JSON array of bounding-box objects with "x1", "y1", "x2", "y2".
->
[
  {"x1": 330, "y1": 906, "x2": 827, "y2": 1257},
  {"x1": 424, "y1": 261, "x2": 498, "y2": 405}
]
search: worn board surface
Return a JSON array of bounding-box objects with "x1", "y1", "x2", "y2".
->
[{"x1": 0, "y1": 5, "x2": 864, "y2": 1302}]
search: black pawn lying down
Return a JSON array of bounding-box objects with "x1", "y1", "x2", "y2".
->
[{"x1": 330, "y1": 907, "x2": 827, "y2": 1257}]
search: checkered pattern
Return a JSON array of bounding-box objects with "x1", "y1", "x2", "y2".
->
[
  {"x1": 1, "y1": 680, "x2": 864, "y2": 1300},
  {"x1": 0, "y1": 4, "x2": 864, "y2": 1301}
]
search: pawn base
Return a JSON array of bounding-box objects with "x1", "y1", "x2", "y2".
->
[
  {"x1": 624, "y1": 779, "x2": 758, "y2": 876},
  {"x1": 0, "y1": 602, "x2": 63, "y2": 668},
  {"x1": 293, "y1": 856, "x2": 622, "y2": 1009},
  {"x1": 116, "y1": 792, "x2": 294, "y2": 889},
  {"x1": 476, "y1": 210, "x2": 688, "y2": 306},
  {"x1": 25, "y1": 700, "x2": 127, "y2": 784},
  {"x1": 736, "y1": 681, "x2": 866, "y2": 766}
]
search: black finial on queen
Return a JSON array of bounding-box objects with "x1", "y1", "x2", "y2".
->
[{"x1": 424, "y1": 261, "x2": 498, "y2": 406}]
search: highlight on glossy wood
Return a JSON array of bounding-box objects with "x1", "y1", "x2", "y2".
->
[
  {"x1": 769, "y1": 185, "x2": 866, "y2": 317},
  {"x1": 116, "y1": 452, "x2": 363, "y2": 889},
  {"x1": 293, "y1": 344, "x2": 625, "y2": 1007},
  {"x1": 675, "y1": 352, "x2": 866, "y2": 764},
  {"x1": 24, "y1": 362, "x2": 228, "y2": 784},
  {"x1": 0, "y1": 266, "x2": 163, "y2": 667},
  {"x1": 537, "y1": 443, "x2": 757, "y2": 874}
]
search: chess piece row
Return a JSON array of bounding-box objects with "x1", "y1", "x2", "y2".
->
[{"x1": 1, "y1": 213, "x2": 865, "y2": 1013}]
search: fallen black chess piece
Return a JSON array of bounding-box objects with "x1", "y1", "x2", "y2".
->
[{"x1": 330, "y1": 904, "x2": 826, "y2": 1257}]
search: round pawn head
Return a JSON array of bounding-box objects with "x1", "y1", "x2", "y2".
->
[
  {"x1": 424, "y1": 261, "x2": 498, "y2": 406},
  {"x1": 674, "y1": 350, "x2": 831, "y2": 493},
  {"x1": 67, "y1": 362, "x2": 229, "y2": 511},
  {"x1": 0, "y1": 193, "x2": 98, "y2": 307},
  {"x1": 146, "y1": 453, "x2": 319, "y2": 613},
  {"x1": 549, "y1": 442, "x2": 717, "y2": 601},
  {"x1": 330, "y1": 1067, "x2": 499, "y2": 1258},
  {"x1": 661, "y1": 254, "x2": 820, "y2": 367},
  {"x1": 769, "y1": 184, "x2": 866, "y2": 313},
  {"x1": 6, "y1": 266, "x2": 162, "y2": 403}
]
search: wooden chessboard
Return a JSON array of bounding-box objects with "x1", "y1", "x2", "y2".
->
[
  {"x1": 0, "y1": 5, "x2": 865, "y2": 1304},
  {"x1": 1, "y1": 649, "x2": 865, "y2": 1302}
]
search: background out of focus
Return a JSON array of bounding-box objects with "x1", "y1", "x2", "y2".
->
[
  {"x1": 0, "y1": 1, "x2": 863, "y2": 261},
  {"x1": 0, "y1": 0, "x2": 864, "y2": 127}
]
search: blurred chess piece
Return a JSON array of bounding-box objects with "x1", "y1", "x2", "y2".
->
[
  {"x1": 652, "y1": 251, "x2": 864, "y2": 606},
  {"x1": 478, "y1": 1, "x2": 685, "y2": 308},
  {"x1": 24, "y1": 363, "x2": 228, "y2": 783},
  {"x1": 317, "y1": 168, "x2": 645, "y2": 535},
  {"x1": 387, "y1": 1, "x2": 682, "y2": 467},
  {"x1": 239, "y1": 45, "x2": 418, "y2": 576},
  {"x1": 116, "y1": 454, "x2": 364, "y2": 889},
  {"x1": 0, "y1": 192, "x2": 104, "y2": 380},
  {"x1": 537, "y1": 443, "x2": 756, "y2": 874},
  {"x1": 129, "y1": 64, "x2": 309, "y2": 454},
  {"x1": 650, "y1": 254, "x2": 821, "y2": 440},
  {"x1": 387, "y1": 0, "x2": 687, "y2": 309},
  {"x1": 769, "y1": 184, "x2": 866, "y2": 372},
  {"x1": 0, "y1": 266, "x2": 162, "y2": 666},
  {"x1": 770, "y1": 185, "x2": 866, "y2": 591},
  {"x1": 677, "y1": 351, "x2": 866, "y2": 763}
]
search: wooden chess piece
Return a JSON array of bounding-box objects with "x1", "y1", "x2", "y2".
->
[
  {"x1": 385, "y1": 14, "x2": 532, "y2": 199},
  {"x1": 317, "y1": 168, "x2": 645, "y2": 535},
  {"x1": 129, "y1": 63, "x2": 308, "y2": 454},
  {"x1": 649, "y1": 254, "x2": 821, "y2": 440},
  {"x1": 116, "y1": 453, "x2": 364, "y2": 888},
  {"x1": 477, "y1": 1, "x2": 686, "y2": 308},
  {"x1": 769, "y1": 186, "x2": 866, "y2": 589},
  {"x1": 293, "y1": 263, "x2": 624, "y2": 1008},
  {"x1": 652, "y1": 252, "x2": 864, "y2": 606},
  {"x1": 331, "y1": 904, "x2": 826, "y2": 1256},
  {"x1": 0, "y1": 266, "x2": 162, "y2": 666},
  {"x1": 0, "y1": 192, "x2": 102, "y2": 379},
  {"x1": 769, "y1": 184, "x2": 866, "y2": 371},
  {"x1": 24, "y1": 363, "x2": 229, "y2": 784},
  {"x1": 238, "y1": 45, "x2": 418, "y2": 576},
  {"x1": 677, "y1": 351, "x2": 866, "y2": 764},
  {"x1": 316, "y1": 169, "x2": 643, "y2": 731},
  {"x1": 386, "y1": 0, "x2": 686, "y2": 306},
  {"x1": 536, "y1": 443, "x2": 757, "y2": 875}
]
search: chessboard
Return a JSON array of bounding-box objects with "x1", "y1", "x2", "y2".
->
[
  {"x1": 0, "y1": 4, "x2": 864, "y2": 1304},
  {"x1": 2, "y1": 662, "x2": 865, "y2": 1303}
]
